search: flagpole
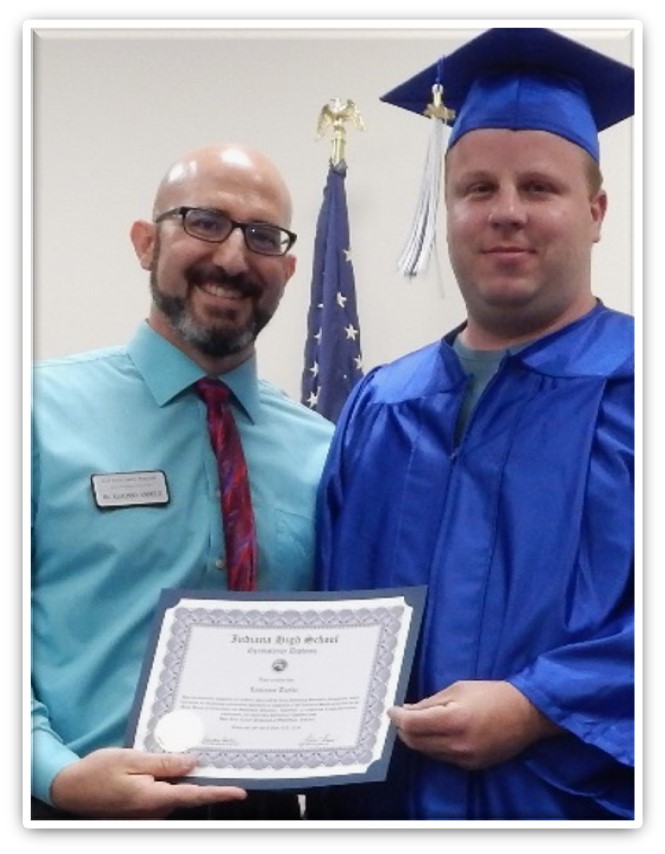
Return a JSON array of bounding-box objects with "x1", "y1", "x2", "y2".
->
[{"x1": 301, "y1": 99, "x2": 365, "y2": 423}]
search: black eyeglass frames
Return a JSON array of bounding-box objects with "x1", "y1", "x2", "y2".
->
[{"x1": 154, "y1": 206, "x2": 297, "y2": 257}]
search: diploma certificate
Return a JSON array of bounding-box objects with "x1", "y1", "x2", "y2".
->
[{"x1": 125, "y1": 587, "x2": 425, "y2": 788}]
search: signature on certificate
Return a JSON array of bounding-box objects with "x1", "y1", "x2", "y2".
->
[{"x1": 298, "y1": 732, "x2": 337, "y2": 748}]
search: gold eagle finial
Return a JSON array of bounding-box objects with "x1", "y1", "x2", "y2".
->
[{"x1": 316, "y1": 98, "x2": 365, "y2": 166}]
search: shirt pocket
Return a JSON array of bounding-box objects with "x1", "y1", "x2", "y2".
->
[{"x1": 255, "y1": 504, "x2": 316, "y2": 592}]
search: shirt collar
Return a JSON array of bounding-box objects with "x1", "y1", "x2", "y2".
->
[{"x1": 127, "y1": 322, "x2": 261, "y2": 422}]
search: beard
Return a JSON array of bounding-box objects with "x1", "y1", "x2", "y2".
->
[{"x1": 150, "y1": 258, "x2": 273, "y2": 359}]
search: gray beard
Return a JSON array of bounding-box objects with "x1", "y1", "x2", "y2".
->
[{"x1": 150, "y1": 277, "x2": 270, "y2": 359}]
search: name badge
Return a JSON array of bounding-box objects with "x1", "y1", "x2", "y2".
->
[{"x1": 91, "y1": 471, "x2": 170, "y2": 509}]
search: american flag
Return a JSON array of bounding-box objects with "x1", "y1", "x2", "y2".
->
[{"x1": 301, "y1": 161, "x2": 363, "y2": 422}]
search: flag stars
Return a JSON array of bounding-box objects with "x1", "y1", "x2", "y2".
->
[
  {"x1": 344, "y1": 324, "x2": 359, "y2": 341},
  {"x1": 300, "y1": 166, "x2": 363, "y2": 421}
]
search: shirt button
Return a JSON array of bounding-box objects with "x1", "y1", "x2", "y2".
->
[
  {"x1": 215, "y1": 489, "x2": 222, "y2": 499},
  {"x1": 215, "y1": 558, "x2": 226, "y2": 571}
]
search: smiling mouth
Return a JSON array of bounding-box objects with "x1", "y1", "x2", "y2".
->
[{"x1": 197, "y1": 282, "x2": 250, "y2": 300}]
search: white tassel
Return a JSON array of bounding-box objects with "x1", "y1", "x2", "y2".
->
[{"x1": 397, "y1": 116, "x2": 445, "y2": 279}]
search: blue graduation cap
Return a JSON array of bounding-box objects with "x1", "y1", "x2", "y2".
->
[
  {"x1": 384, "y1": 28, "x2": 634, "y2": 278},
  {"x1": 381, "y1": 27, "x2": 634, "y2": 162}
]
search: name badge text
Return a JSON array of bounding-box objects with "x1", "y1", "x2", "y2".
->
[{"x1": 91, "y1": 471, "x2": 170, "y2": 509}]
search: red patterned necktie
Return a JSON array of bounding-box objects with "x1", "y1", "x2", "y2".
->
[{"x1": 195, "y1": 377, "x2": 258, "y2": 591}]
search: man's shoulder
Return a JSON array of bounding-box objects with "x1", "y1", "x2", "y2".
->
[
  {"x1": 33, "y1": 343, "x2": 128, "y2": 375},
  {"x1": 32, "y1": 344, "x2": 135, "y2": 405},
  {"x1": 354, "y1": 340, "x2": 456, "y2": 405},
  {"x1": 521, "y1": 306, "x2": 634, "y2": 380},
  {"x1": 379, "y1": 339, "x2": 447, "y2": 375},
  {"x1": 256, "y1": 379, "x2": 335, "y2": 438},
  {"x1": 586, "y1": 304, "x2": 634, "y2": 338}
]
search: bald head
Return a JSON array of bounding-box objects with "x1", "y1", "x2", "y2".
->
[
  {"x1": 152, "y1": 143, "x2": 293, "y2": 227},
  {"x1": 131, "y1": 142, "x2": 297, "y2": 375}
]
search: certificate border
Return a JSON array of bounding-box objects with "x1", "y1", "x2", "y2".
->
[{"x1": 124, "y1": 586, "x2": 426, "y2": 790}]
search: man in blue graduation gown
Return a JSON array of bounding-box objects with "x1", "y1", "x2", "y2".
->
[{"x1": 310, "y1": 28, "x2": 635, "y2": 820}]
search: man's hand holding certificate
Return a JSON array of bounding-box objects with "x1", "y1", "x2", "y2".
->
[{"x1": 126, "y1": 588, "x2": 425, "y2": 789}]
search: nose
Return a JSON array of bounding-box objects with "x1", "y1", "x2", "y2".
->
[
  {"x1": 488, "y1": 187, "x2": 527, "y2": 228},
  {"x1": 210, "y1": 226, "x2": 251, "y2": 274}
]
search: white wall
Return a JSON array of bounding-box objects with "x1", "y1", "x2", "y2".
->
[{"x1": 30, "y1": 23, "x2": 636, "y2": 401}]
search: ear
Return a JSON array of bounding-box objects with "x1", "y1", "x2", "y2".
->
[
  {"x1": 283, "y1": 252, "x2": 297, "y2": 282},
  {"x1": 590, "y1": 190, "x2": 608, "y2": 244},
  {"x1": 130, "y1": 220, "x2": 157, "y2": 270}
]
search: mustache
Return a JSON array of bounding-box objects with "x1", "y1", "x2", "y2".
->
[{"x1": 185, "y1": 262, "x2": 261, "y2": 298}]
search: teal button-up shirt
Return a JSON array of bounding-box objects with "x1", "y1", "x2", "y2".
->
[{"x1": 31, "y1": 322, "x2": 333, "y2": 803}]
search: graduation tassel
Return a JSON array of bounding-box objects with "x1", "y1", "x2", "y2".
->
[
  {"x1": 397, "y1": 81, "x2": 455, "y2": 279},
  {"x1": 396, "y1": 115, "x2": 444, "y2": 278}
]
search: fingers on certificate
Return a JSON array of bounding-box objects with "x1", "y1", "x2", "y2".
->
[{"x1": 50, "y1": 747, "x2": 247, "y2": 819}]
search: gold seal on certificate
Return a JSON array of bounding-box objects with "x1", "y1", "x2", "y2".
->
[{"x1": 125, "y1": 587, "x2": 426, "y2": 788}]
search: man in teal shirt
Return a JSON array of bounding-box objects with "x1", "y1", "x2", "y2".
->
[{"x1": 31, "y1": 143, "x2": 333, "y2": 819}]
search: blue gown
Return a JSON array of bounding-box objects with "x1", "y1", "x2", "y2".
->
[{"x1": 311, "y1": 304, "x2": 634, "y2": 820}]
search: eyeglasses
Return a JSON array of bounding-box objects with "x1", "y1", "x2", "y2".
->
[{"x1": 154, "y1": 206, "x2": 297, "y2": 257}]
